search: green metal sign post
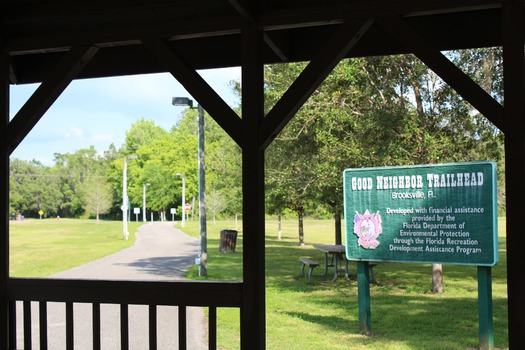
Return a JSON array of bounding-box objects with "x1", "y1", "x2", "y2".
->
[
  {"x1": 357, "y1": 261, "x2": 371, "y2": 334},
  {"x1": 343, "y1": 162, "x2": 498, "y2": 347},
  {"x1": 478, "y1": 266, "x2": 494, "y2": 350}
]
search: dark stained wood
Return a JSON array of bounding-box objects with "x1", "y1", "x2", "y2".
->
[
  {"x1": 376, "y1": 15, "x2": 505, "y2": 132},
  {"x1": 503, "y1": 0, "x2": 525, "y2": 347},
  {"x1": 7, "y1": 46, "x2": 99, "y2": 154},
  {"x1": 149, "y1": 305, "x2": 157, "y2": 350},
  {"x1": 261, "y1": 18, "x2": 373, "y2": 149},
  {"x1": 66, "y1": 302, "x2": 74, "y2": 349},
  {"x1": 121, "y1": 304, "x2": 129, "y2": 350},
  {"x1": 264, "y1": 32, "x2": 291, "y2": 62},
  {"x1": 23, "y1": 300, "x2": 32, "y2": 349},
  {"x1": 208, "y1": 307, "x2": 217, "y2": 350},
  {"x1": 141, "y1": 38, "x2": 242, "y2": 147},
  {"x1": 228, "y1": 0, "x2": 256, "y2": 23},
  {"x1": 93, "y1": 303, "x2": 101, "y2": 350},
  {"x1": 228, "y1": 1, "x2": 292, "y2": 61},
  {"x1": 178, "y1": 306, "x2": 187, "y2": 350},
  {"x1": 7, "y1": 278, "x2": 243, "y2": 307},
  {"x1": 2, "y1": 2, "x2": 509, "y2": 84},
  {"x1": 0, "y1": 53, "x2": 10, "y2": 350},
  {"x1": 8, "y1": 301, "x2": 16, "y2": 349},
  {"x1": 241, "y1": 23, "x2": 266, "y2": 349},
  {"x1": 39, "y1": 302, "x2": 48, "y2": 350}
]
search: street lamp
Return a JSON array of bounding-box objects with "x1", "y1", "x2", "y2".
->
[
  {"x1": 172, "y1": 97, "x2": 207, "y2": 276},
  {"x1": 122, "y1": 155, "x2": 137, "y2": 240},
  {"x1": 176, "y1": 173, "x2": 186, "y2": 227},
  {"x1": 143, "y1": 183, "x2": 150, "y2": 222}
]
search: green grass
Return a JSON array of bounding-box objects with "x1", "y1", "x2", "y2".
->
[
  {"x1": 9, "y1": 218, "x2": 140, "y2": 277},
  {"x1": 9, "y1": 218, "x2": 509, "y2": 349},
  {"x1": 182, "y1": 218, "x2": 509, "y2": 350}
]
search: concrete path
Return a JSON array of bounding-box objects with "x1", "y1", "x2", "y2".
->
[{"x1": 16, "y1": 222, "x2": 207, "y2": 349}]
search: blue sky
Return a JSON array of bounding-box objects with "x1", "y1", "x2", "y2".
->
[{"x1": 9, "y1": 68, "x2": 241, "y2": 165}]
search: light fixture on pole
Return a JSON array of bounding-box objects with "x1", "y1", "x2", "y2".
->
[
  {"x1": 172, "y1": 97, "x2": 207, "y2": 276},
  {"x1": 122, "y1": 155, "x2": 137, "y2": 240},
  {"x1": 176, "y1": 173, "x2": 186, "y2": 227},
  {"x1": 143, "y1": 183, "x2": 150, "y2": 222}
]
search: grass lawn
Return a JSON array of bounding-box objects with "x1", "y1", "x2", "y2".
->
[
  {"x1": 182, "y1": 218, "x2": 509, "y2": 350},
  {"x1": 8, "y1": 217, "x2": 508, "y2": 349},
  {"x1": 9, "y1": 218, "x2": 141, "y2": 277}
]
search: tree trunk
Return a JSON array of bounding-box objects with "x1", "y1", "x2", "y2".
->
[
  {"x1": 432, "y1": 264, "x2": 445, "y2": 294},
  {"x1": 278, "y1": 212, "x2": 282, "y2": 240},
  {"x1": 298, "y1": 210, "x2": 305, "y2": 246},
  {"x1": 334, "y1": 211, "x2": 342, "y2": 245}
]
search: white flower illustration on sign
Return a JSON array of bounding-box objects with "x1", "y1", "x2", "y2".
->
[{"x1": 353, "y1": 210, "x2": 382, "y2": 249}]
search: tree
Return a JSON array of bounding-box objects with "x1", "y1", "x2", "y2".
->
[
  {"x1": 9, "y1": 159, "x2": 61, "y2": 218},
  {"x1": 265, "y1": 111, "x2": 320, "y2": 246},
  {"x1": 82, "y1": 174, "x2": 114, "y2": 223},
  {"x1": 124, "y1": 118, "x2": 168, "y2": 155},
  {"x1": 53, "y1": 146, "x2": 105, "y2": 217},
  {"x1": 207, "y1": 189, "x2": 227, "y2": 223},
  {"x1": 263, "y1": 50, "x2": 503, "y2": 295},
  {"x1": 264, "y1": 62, "x2": 321, "y2": 246},
  {"x1": 205, "y1": 116, "x2": 242, "y2": 220}
]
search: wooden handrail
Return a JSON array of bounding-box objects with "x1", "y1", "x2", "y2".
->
[
  {"x1": 7, "y1": 278, "x2": 243, "y2": 307},
  {"x1": 8, "y1": 278, "x2": 242, "y2": 349}
]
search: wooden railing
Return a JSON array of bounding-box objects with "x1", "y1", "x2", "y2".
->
[{"x1": 7, "y1": 278, "x2": 243, "y2": 350}]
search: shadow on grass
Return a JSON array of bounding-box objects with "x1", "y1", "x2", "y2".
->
[
  {"x1": 291, "y1": 288, "x2": 508, "y2": 349},
  {"x1": 199, "y1": 232, "x2": 508, "y2": 349}
]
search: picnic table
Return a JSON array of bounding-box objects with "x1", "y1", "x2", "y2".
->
[{"x1": 314, "y1": 244, "x2": 349, "y2": 282}]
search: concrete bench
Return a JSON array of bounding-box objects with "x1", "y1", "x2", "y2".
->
[{"x1": 299, "y1": 258, "x2": 320, "y2": 279}]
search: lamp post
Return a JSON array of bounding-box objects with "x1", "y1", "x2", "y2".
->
[
  {"x1": 172, "y1": 97, "x2": 207, "y2": 276},
  {"x1": 143, "y1": 183, "x2": 150, "y2": 222},
  {"x1": 122, "y1": 155, "x2": 137, "y2": 240},
  {"x1": 176, "y1": 173, "x2": 186, "y2": 227}
]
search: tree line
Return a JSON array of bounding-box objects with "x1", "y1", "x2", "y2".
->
[
  {"x1": 9, "y1": 114, "x2": 242, "y2": 222},
  {"x1": 264, "y1": 48, "x2": 504, "y2": 247},
  {"x1": 10, "y1": 48, "x2": 504, "y2": 244}
]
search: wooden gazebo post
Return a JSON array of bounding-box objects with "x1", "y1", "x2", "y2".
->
[
  {"x1": 503, "y1": 0, "x2": 525, "y2": 347},
  {"x1": 0, "y1": 52, "x2": 10, "y2": 348},
  {"x1": 240, "y1": 23, "x2": 267, "y2": 350}
]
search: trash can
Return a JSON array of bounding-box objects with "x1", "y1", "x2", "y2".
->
[{"x1": 220, "y1": 229, "x2": 238, "y2": 253}]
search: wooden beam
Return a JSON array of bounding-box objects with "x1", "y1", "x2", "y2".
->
[
  {"x1": 258, "y1": 0, "x2": 502, "y2": 30},
  {"x1": 228, "y1": 0, "x2": 256, "y2": 23},
  {"x1": 4, "y1": 1, "x2": 504, "y2": 56},
  {"x1": 7, "y1": 46, "x2": 99, "y2": 154},
  {"x1": 260, "y1": 18, "x2": 374, "y2": 150},
  {"x1": 264, "y1": 32, "x2": 290, "y2": 62},
  {"x1": 377, "y1": 15, "x2": 505, "y2": 132},
  {"x1": 502, "y1": 0, "x2": 525, "y2": 347},
  {"x1": 141, "y1": 38, "x2": 242, "y2": 147},
  {"x1": 228, "y1": 0, "x2": 291, "y2": 62},
  {"x1": 0, "y1": 52, "x2": 10, "y2": 350},
  {"x1": 7, "y1": 278, "x2": 243, "y2": 307},
  {"x1": 8, "y1": 65, "x2": 17, "y2": 84},
  {"x1": 240, "y1": 23, "x2": 266, "y2": 350}
]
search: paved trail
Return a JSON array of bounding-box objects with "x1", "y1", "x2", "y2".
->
[{"x1": 17, "y1": 222, "x2": 207, "y2": 349}]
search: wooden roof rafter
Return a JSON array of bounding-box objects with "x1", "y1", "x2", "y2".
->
[
  {"x1": 260, "y1": 18, "x2": 374, "y2": 149},
  {"x1": 141, "y1": 37, "x2": 242, "y2": 146},
  {"x1": 7, "y1": 46, "x2": 99, "y2": 155}
]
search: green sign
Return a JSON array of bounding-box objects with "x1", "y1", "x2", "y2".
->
[{"x1": 343, "y1": 162, "x2": 498, "y2": 266}]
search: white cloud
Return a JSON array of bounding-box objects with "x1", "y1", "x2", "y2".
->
[
  {"x1": 71, "y1": 126, "x2": 84, "y2": 138},
  {"x1": 90, "y1": 133, "x2": 114, "y2": 142}
]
